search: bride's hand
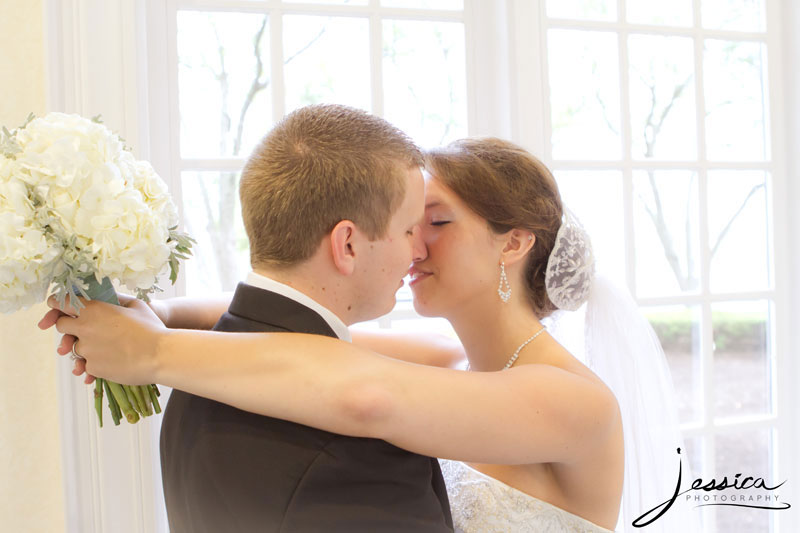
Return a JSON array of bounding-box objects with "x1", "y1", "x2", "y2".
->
[
  {"x1": 43, "y1": 295, "x2": 167, "y2": 385},
  {"x1": 38, "y1": 294, "x2": 170, "y2": 384}
]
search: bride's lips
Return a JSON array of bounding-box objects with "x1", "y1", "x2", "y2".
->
[{"x1": 408, "y1": 267, "x2": 432, "y2": 287}]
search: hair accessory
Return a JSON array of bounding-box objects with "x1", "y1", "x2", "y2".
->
[{"x1": 544, "y1": 209, "x2": 595, "y2": 311}]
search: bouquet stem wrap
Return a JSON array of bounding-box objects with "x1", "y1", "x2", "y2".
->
[{"x1": 78, "y1": 275, "x2": 161, "y2": 427}]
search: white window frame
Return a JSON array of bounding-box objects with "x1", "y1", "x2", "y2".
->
[
  {"x1": 510, "y1": 1, "x2": 799, "y2": 530},
  {"x1": 44, "y1": 1, "x2": 799, "y2": 531},
  {"x1": 777, "y1": 0, "x2": 800, "y2": 529},
  {"x1": 45, "y1": 2, "x2": 168, "y2": 532}
]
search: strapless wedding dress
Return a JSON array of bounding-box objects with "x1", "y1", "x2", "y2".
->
[{"x1": 439, "y1": 459, "x2": 616, "y2": 533}]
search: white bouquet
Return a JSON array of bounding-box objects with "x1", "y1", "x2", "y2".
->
[{"x1": 0, "y1": 112, "x2": 194, "y2": 426}]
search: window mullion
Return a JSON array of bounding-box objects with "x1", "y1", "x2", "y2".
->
[
  {"x1": 692, "y1": 3, "x2": 717, "y2": 501},
  {"x1": 269, "y1": 5, "x2": 285, "y2": 122},
  {"x1": 165, "y1": 0, "x2": 187, "y2": 298},
  {"x1": 369, "y1": 2, "x2": 383, "y2": 116}
]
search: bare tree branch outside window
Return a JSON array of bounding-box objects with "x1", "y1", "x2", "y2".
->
[{"x1": 182, "y1": 15, "x2": 329, "y2": 290}]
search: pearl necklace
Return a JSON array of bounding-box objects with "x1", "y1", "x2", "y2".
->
[{"x1": 466, "y1": 325, "x2": 547, "y2": 372}]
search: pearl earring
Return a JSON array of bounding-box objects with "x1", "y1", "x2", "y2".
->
[{"x1": 498, "y1": 260, "x2": 511, "y2": 303}]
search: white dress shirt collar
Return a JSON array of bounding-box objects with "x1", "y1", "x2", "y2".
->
[{"x1": 244, "y1": 271, "x2": 352, "y2": 342}]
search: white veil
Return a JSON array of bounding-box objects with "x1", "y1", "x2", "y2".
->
[{"x1": 545, "y1": 210, "x2": 701, "y2": 532}]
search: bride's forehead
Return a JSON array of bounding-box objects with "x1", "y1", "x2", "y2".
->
[
  {"x1": 423, "y1": 177, "x2": 449, "y2": 201},
  {"x1": 424, "y1": 184, "x2": 466, "y2": 215}
]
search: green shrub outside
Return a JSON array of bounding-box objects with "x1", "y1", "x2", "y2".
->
[{"x1": 644, "y1": 310, "x2": 767, "y2": 353}]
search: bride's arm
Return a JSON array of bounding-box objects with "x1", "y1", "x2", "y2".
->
[
  {"x1": 157, "y1": 297, "x2": 465, "y2": 366},
  {"x1": 157, "y1": 331, "x2": 617, "y2": 465},
  {"x1": 52, "y1": 299, "x2": 618, "y2": 466}
]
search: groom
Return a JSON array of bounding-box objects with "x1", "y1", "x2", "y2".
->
[{"x1": 50, "y1": 105, "x2": 453, "y2": 532}]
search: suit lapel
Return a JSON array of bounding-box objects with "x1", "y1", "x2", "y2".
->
[{"x1": 224, "y1": 282, "x2": 339, "y2": 338}]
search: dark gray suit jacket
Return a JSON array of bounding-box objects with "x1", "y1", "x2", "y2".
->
[{"x1": 160, "y1": 282, "x2": 453, "y2": 532}]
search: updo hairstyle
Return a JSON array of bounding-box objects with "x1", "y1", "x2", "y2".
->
[{"x1": 424, "y1": 138, "x2": 564, "y2": 318}]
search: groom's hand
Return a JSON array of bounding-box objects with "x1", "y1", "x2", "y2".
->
[{"x1": 41, "y1": 295, "x2": 167, "y2": 385}]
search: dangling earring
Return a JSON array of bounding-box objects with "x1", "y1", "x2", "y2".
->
[{"x1": 498, "y1": 260, "x2": 511, "y2": 303}]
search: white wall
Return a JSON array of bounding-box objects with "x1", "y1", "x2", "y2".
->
[{"x1": 0, "y1": 1, "x2": 66, "y2": 531}]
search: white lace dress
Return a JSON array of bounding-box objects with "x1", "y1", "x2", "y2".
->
[{"x1": 439, "y1": 460, "x2": 616, "y2": 533}]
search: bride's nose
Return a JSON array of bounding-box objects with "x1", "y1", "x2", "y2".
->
[{"x1": 411, "y1": 225, "x2": 428, "y2": 263}]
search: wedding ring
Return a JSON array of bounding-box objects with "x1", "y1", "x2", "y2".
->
[{"x1": 70, "y1": 341, "x2": 85, "y2": 362}]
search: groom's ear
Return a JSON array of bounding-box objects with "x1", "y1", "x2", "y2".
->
[{"x1": 329, "y1": 219, "x2": 357, "y2": 275}]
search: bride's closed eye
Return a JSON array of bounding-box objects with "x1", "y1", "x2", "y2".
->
[{"x1": 430, "y1": 221, "x2": 450, "y2": 226}]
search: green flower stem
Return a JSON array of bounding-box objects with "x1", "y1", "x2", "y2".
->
[
  {"x1": 132, "y1": 385, "x2": 151, "y2": 417},
  {"x1": 143, "y1": 385, "x2": 155, "y2": 415},
  {"x1": 137, "y1": 385, "x2": 151, "y2": 416},
  {"x1": 142, "y1": 385, "x2": 156, "y2": 415},
  {"x1": 125, "y1": 384, "x2": 140, "y2": 414},
  {"x1": 94, "y1": 380, "x2": 103, "y2": 428},
  {"x1": 76, "y1": 275, "x2": 161, "y2": 426},
  {"x1": 103, "y1": 379, "x2": 122, "y2": 426},
  {"x1": 108, "y1": 381, "x2": 139, "y2": 424},
  {"x1": 148, "y1": 386, "x2": 162, "y2": 414},
  {"x1": 124, "y1": 385, "x2": 142, "y2": 416}
]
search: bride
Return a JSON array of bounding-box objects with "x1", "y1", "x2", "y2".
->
[{"x1": 46, "y1": 138, "x2": 694, "y2": 532}]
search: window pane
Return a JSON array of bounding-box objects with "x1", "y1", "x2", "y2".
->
[
  {"x1": 283, "y1": 15, "x2": 371, "y2": 113},
  {"x1": 683, "y1": 436, "x2": 711, "y2": 529},
  {"x1": 548, "y1": 30, "x2": 621, "y2": 160},
  {"x1": 381, "y1": 0, "x2": 463, "y2": 9},
  {"x1": 644, "y1": 306, "x2": 703, "y2": 425},
  {"x1": 685, "y1": 436, "x2": 704, "y2": 478},
  {"x1": 546, "y1": 0, "x2": 616, "y2": 21},
  {"x1": 633, "y1": 170, "x2": 700, "y2": 296},
  {"x1": 178, "y1": 11, "x2": 272, "y2": 159},
  {"x1": 704, "y1": 40, "x2": 769, "y2": 161},
  {"x1": 708, "y1": 171, "x2": 770, "y2": 293},
  {"x1": 713, "y1": 301, "x2": 772, "y2": 419},
  {"x1": 382, "y1": 20, "x2": 467, "y2": 148},
  {"x1": 182, "y1": 171, "x2": 250, "y2": 293},
  {"x1": 715, "y1": 429, "x2": 774, "y2": 532},
  {"x1": 702, "y1": 0, "x2": 766, "y2": 32},
  {"x1": 627, "y1": 0, "x2": 693, "y2": 26},
  {"x1": 553, "y1": 170, "x2": 625, "y2": 286},
  {"x1": 628, "y1": 34, "x2": 696, "y2": 160}
]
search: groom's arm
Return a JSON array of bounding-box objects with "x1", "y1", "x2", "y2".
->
[
  {"x1": 350, "y1": 327, "x2": 466, "y2": 369},
  {"x1": 149, "y1": 293, "x2": 233, "y2": 330}
]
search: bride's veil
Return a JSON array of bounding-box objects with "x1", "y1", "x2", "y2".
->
[
  {"x1": 585, "y1": 276, "x2": 700, "y2": 532},
  {"x1": 545, "y1": 210, "x2": 701, "y2": 532}
]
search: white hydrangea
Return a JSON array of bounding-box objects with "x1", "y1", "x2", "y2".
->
[
  {"x1": 0, "y1": 159, "x2": 61, "y2": 312},
  {"x1": 0, "y1": 112, "x2": 187, "y2": 311},
  {"x1": 131, "y1": 159, "x2": 180, "y2": 230}
]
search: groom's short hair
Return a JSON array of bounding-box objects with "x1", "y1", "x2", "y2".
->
[{"x1": 240, "y1": 104, "x2": 422, "y2": 268}]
